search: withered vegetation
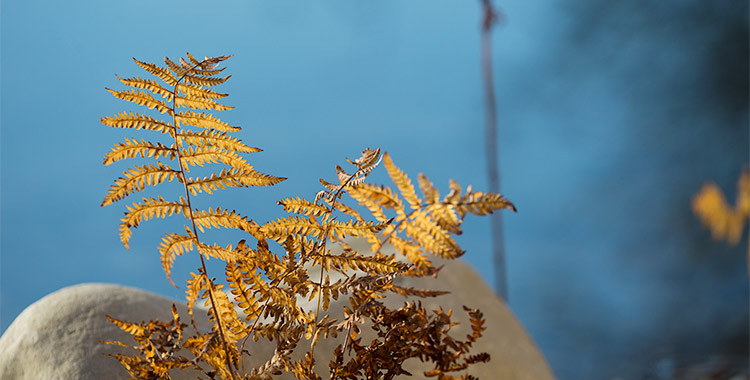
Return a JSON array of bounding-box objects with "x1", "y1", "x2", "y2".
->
[{"x1": 100, "y1": 53, "x2": 516, "y2": 380}]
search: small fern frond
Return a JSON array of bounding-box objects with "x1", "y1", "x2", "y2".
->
[
  {"x1": 159, "y1": 229, "x2": 197, "y2": 286},
  {"x1": 425, "y1": 203, "x2": 462, "y2": 235},
  {"x1": 132, "y1": 58, "x2": 178, "y2": 86},
  {"x1": 191, "y1": 208, "x2": 263, "y2": 238},
  {"x1": 103, "y1": 138, "x2": 176, "y2": 165},
  {"x1": 106, "y1": 88, "x2": 171, "y2": 114},
  {"x1": 175, "y1": 110, "x2": 240, "y2": 132},
  {"x1": 185, "y1": 52, "x2": 229, "y2": 76},
  {"x1": 175, "y1": 82, "x2": 228, "y2": 100},
  {"x1": 115, "y1": 75, "x2": 174, "y2": 101},
  {"x1": 260, "y1": 216, "x2": 324, "y2": 243},
  {"x1": 418, "y1": 173, "x2": 440, "y2": 204},
  {"x1": 347, "y1": 147, "x2": 382, "y2": 173},
  {"x1": 388, "y1": 235, "x2": 432, "y2": 271},
  {"x1": 101, "y1": 112, "x2": 174, "y2": 134},
  {"x1": 383, "y1": 153, "x2": 421, "y2": 210},
  {"x1": 183, "y1": 73, "x2": 232, "y2": 88},
  {"x1": 186, "y1": 271, "x2": 208, "y2": 320},
  {"x1": 203, "y1": 284, "x2": 246, "y2": 345},
  {"x1": 164, "y1": 57, "x2": 191, "y2": 77},
  {"x1": 186, "y1": 168, "x2": 285, "y2": 196},
  {"x1": 403, "y1": 216, "x2": 463, "y2": 259},
  {"x1": 390, "y1": 285, "x2": 449, "y2": 298},
  {"x1": 327, "y1": 219, "x2": 391, "y2": 241},
  {"x1": 348, "y1": 184, "x2": 402, "y2": 222},
  {"x1": 324, "y1": 251, "x2": 406, "y2": 275},
  {"x1": 179, "y1": 146, "x2": 252, "y2": 173},
  {"x1": 197, "y1": 242, "x2": 244, "y2": 262},
  {"x1": 177, "y1": 129, "x2": 260, "y2": 153},
  {"x1": 119, "y1": 196, "x2": 189, "y2": 249},
  {"x1": 106, "y1": 315, "x2": 147, "y2": 336},
  {"x1": 458, "y1": 192, "x2": 517, "y2": 217},
  {"x1": 102, "y1": 162, "x2": 181, "y2": 206},
  {"x1": 277, "y1": 197, "x2": 329, "y2": 217},
  {"x1": 175, "y1": 95, "x2": 233, "y2": 111},
  {"x1": 225, "y1": 261, "x2": 263, "y2": 321},
  {"x1": 324, "y1": 198, "x2": 364, "y2": 221}
]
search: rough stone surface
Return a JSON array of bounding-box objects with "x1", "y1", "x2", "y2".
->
[{"x1": 0, "y1": 261, "x2": 555, "y2": 380}]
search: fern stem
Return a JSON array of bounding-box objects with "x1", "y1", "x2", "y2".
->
[{"x1": 170, "y1": 59, "x2": 239, "y2": 380}]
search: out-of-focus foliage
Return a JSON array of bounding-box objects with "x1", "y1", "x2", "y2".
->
[{"x1": 693, "y1": 168, "x2": 750, "y2": 261}]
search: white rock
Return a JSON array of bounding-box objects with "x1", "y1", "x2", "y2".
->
[{"x1": 0, "y1": 261, "x2": 555, "y2": 380}]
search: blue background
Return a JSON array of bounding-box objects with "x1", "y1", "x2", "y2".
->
[{"x1": 2, "y1": 1, "x2": 747, "y2": 379}]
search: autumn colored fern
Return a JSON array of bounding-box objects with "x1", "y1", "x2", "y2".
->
[{"x1": 101, "y1": 53, "x2": 516, "y2": 380}]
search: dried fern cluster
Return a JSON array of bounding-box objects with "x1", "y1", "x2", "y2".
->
[{"x1": 100, "y1": 53, "x2": 516, "y2": 380}]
